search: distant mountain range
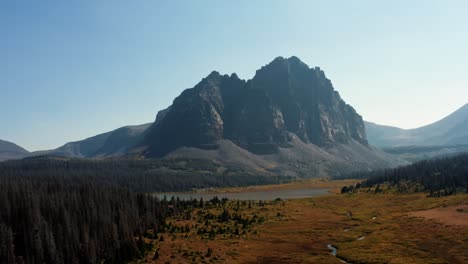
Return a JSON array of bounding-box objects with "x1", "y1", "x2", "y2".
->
[
  {"x1": 0, "y1": 124, "x2": 151, "y2": 161},
  {"x1": 139, "y1": 57, "x2": 400, "y2": 176},
  {"x1": 28, "y1": 56, "x2": 397, "y2": 177},
  {"x1": 365, "y1": 103, "x2": 468, "y2": 147},
  {"x1": 8, "y1": 56, "x2": 442, "y2": 176},
  {"x1": 39, "y1": 123, "x2": 152, "y2": 158},
  {"x1": 3, "y1": 57, "x2": 468, "y2": 174},
  {"x1": 0, "y1": 139, "x2": 29, "y2": 161}
]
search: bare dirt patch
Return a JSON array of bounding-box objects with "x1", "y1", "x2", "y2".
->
[{"x1": 411, "y1": 204, "x2": 468, "y2": 227}]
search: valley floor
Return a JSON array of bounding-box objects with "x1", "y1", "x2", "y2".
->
[
  {"x1": 139, "y1": 190, "x2": 468, "y2": 264},
  {"x1": 192, "y1": 178, "x2": 359, "y2": 193}
]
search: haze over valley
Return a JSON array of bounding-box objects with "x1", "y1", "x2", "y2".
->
[{"x1": 1, "y1": 1, "x2": 468, "y2": 263}]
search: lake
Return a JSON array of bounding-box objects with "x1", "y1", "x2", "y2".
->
[{"x1": 156, "y1": 188, "x2": 331, "y2": 201}]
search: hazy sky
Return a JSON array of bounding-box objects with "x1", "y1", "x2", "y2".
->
[{"x1": 2, "y1": 0, "x2": 468, "y2": 151}]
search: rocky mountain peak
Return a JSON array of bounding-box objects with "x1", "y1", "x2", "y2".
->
[
  {"x1": 256, "y1": 56, "x2": 310, "y2": 76},
  {"x1": 144, "y1": 57, "x2": 368, "y2": 157},
  {"x1": 203, "y1": 70, "x2": 222, "y2": 82},
  {"x1": 248, "y1": 57, "x2": 365, "y2": 147}
]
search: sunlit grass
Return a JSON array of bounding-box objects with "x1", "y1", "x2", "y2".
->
[{"x1": 137, "y1": 191, "x2": 468, "y2": 263}]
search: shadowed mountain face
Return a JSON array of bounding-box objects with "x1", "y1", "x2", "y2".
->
[
  {"x1": 0, "y1": 139, "x2": 29, "y2": 161},
  {"x1": 365, "y1": 104, "x2": 468, "y2": 147},
  {"x1": 6, "y1": 56, "x2": 400, "y2": 176},
  {"x1": 145, "y1": 71, "x2": 247, "y2": 156},
  {"x1": 145, "y1": 56, "x2": 368, "y2": 157}
]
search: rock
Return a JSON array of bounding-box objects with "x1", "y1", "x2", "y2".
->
[{"x1": 144, "y1": 56, "x2": 368, "y2": 157}]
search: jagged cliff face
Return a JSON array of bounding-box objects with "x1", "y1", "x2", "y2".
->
[
  {"x1": 146, "y1": 72, "x2": 246, "y2": 156},
  {"x1": 145, "y1": 56, "x2": 367, "y2": 157},
  {"x1": 244, "y1": 56, "x2": 367, "y2": 149}
]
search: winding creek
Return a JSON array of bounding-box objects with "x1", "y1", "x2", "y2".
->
[
  {"x1": 327, "y1": 235, "x2": 366, "y2": 263},
  {"x1": 327, "y1": 244, "x2": 348, "y2": 263},
  {"x1": 157, "y1": 187, "x2": 362, "y2": 262}
]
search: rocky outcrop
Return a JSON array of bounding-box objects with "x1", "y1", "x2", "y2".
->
[
  {"x1": 144, "y1": 56, "x2": 368, "y2": 157},
  {"x1": 244, "y1": 56, "x2": 367, "y2": 148},
  {"x1": 155, "y1": 106, "x2": 171, "y2": 125},
  {"x1": 145, "y1": 71, "x2": 246, "y2": 156}
]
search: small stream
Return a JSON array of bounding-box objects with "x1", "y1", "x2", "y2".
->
[
  {"x1": 327, "y1": 235, "x2": 365, "y2": 263},
  {"x1": 327, "y1": 244, "x2": 348, "y2": 263}
]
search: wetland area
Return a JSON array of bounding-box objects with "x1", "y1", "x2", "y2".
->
[{"x1": 141, "y1": 180, "x2": 468, "y2": 264}]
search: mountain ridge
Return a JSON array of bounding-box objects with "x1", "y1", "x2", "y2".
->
[
  {"x1": 32, "y1": 123, "x2": 152, "y2": 158},
  {"x1": 365, "y1": 103, "x2": 468, "y2": 147},
  {"x1": 0, "y1": 139, "x2": 30, "y2": 161},
  {"x1": 137, "y1": 56, "x2": 399, "y2": 176},
  {"x1": 144, "y1": 56, "x2": 368, "y2": 158},
  {"x1": 3, "y1": 56, "x2": 403, "y2": 177}
]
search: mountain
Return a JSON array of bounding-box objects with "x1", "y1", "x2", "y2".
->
[
  {"x1": 11, "y1": 56, "x2": 401, "y2": 177},
  {"x1": 141, "y1": 56, "x2": 400, "y2": 177},
  {"x1": 381, "y1": 144, "x2": 468, "y2": 163},
  {"x1": 145, "y1": 57, "x2": 367, "y2": 156},
  {"x1": 41, "y1": 123, "x2": 151, "y2": 158},
  {"x1": 0, "y1": 139, "x2": 29, "y2": 161},
  {"x1": 365, "y1": 103, "x2": 468, "y2": 147}
]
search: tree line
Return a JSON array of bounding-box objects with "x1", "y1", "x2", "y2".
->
[
  {"x1": 0, "y1": 156, "x2": 289, "y2": 263},
  {"x1": 0, "y1": 172, "x2": 186, "y2": 263},
  {"x1": 341, "y1": 153, "x2": 468, "y2": 196},
  {"x1": 0, "y1": 157, "x2": 289, "y2": 193}
]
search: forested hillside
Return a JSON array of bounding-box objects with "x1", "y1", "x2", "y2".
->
[
  {"x1": 0, "y1": 157, "x2": 288, "y2": 192},
  {"x1": 0, "y1": 157, "x2": 288, "y2": 263},
  {"x1": 343, "y1": 154, "x2": 468, "y2": 196},
  {"x1": 0, "y1": 176, "x2": 180, "y2": 263}
]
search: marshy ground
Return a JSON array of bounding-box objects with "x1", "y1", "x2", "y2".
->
[{"x1": 138, "y1": 182, "x2": 468, "y2": 264}]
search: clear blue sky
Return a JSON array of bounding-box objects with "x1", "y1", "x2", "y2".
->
[{"x1": 2, "y1": 0, "x2": 468, "y2": 151}]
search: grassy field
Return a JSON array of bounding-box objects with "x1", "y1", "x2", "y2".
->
[
  {"x1": 136, "y1": 188, "x2": 468, "y2": 264},
  {"x1": 192, "y1": 178, "x2": 360, "y2": 193}
]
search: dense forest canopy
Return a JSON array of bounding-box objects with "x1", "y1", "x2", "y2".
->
[
  {"x1": 0, "y1": 157, "x2": 289, "y2": 263},
  {"x1": 0, "y1": 177, "x2": 171, "y2": 263},
  {"x1": 341, "y1": 153, "x2": 468, "y2": 196},
  {"x1": 0, "y1": 157, "x2": 290, "y2": 192}
]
